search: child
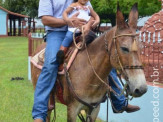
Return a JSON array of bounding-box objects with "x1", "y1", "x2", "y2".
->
[{"x1": 57, "y1": 0, "x2": 100, "y2": 70}]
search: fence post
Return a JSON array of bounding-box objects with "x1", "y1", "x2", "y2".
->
[{"x1": 28, "y1": 32, "x2": 32, "y2": 81}]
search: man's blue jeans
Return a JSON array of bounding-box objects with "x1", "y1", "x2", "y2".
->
[
  {"x1": 32, "y1": 31, "x2": 67, "y2": 121},
  {"x1": 108, "y1": 68, "x2": 128, "y2": 112}
]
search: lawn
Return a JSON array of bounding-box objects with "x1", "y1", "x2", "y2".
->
[
  {"x1": 0, "y1": 37, "x2": 35, "y2": 122},
  {"x1": 0, "y1": 37, "x2": 102, "y2": 122}
]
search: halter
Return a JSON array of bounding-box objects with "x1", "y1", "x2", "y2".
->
[{"x1": 104, "y1": 33, "x2": 144, "y2": 81}]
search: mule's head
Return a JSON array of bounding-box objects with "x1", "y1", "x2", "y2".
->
[{"x1": 110, "y1": 3, "x2": 147, "y2": 97}]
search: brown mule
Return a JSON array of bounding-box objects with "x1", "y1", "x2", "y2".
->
[{"x1": 31, "y1": 3, "x2": 147, "y2": 122}]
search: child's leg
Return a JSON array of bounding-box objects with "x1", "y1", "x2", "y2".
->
[
  {"x1": 56, "y1": 31, "x2": 74, "y2": 70},
  {"x1": 61, "y1": 31, "x2": 74, "y2": 48}
]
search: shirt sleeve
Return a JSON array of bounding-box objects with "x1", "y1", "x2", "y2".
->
[
  {"x1": 86, "y1": 1, "x2": 92, "y2": 8},
  {"x1": 38, "y1": 0, "x2": 53, "y2": 18}
]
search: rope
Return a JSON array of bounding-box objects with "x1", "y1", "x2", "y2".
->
[
  {"x1": 106, "y1": 94, "x2": 109, "y2": 122},
  {"x1": 85, "y1": 43, "x2": 109, "y2": 87},
  {"x1": 73, "y1": 26, "x2": 86, "y2": 50}
]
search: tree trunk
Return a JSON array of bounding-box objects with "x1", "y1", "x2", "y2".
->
[{"x1": 28, "y1": 17, "x2": 31, "y2": 33}]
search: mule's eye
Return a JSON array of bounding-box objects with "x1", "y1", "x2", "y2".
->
[{"x1": 121, "y1": 47, "x2": 129, "y2": 53}]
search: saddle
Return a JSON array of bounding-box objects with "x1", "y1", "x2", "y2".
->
[
  {"x1": 31, "y1": 37, "x2": 83, "y2": 106},
  {"x1": 30, "y1": 41, "x2": 82, "y2": 74}
]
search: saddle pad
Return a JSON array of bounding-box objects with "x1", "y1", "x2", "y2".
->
[
  {"x1": 30, "y1": 43, "x2": 82, "y2": 75},
  {"x1": 30, "y1": 48, "x2": 45, "y2": 69}
]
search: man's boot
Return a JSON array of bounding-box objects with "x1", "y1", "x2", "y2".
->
[
  {"x1": 124, "y1": 104, "x2": 140, "y2": 113},
  {"x1": 56, "y1": 46, "x2": 68, "y2": 71}
]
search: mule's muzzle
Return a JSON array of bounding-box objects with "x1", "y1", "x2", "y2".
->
[{"x1": 129, "y1": 84, "x2": 148, "y2": 97}]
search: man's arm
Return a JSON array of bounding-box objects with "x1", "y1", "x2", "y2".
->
[{"x1": 41, "y1": 16, "x2": 67, "y2": 27}]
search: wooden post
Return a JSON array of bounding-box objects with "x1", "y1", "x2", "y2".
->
[
  {"x1": 28, "y1": 18, "x2": 31, "y2": 33},
  {"x1": 18, "y1": 17, "x2": 21, "y2": 36},
  {"x1": 13, "y1": 19, "x2": 16, "y2": 36},
  {"x1": 22, "y1": 20, "x2": 27, "y2": 36},
  {"x1": 28, "y1": 32, "x2": 32, "y2": 81},
  {"x1": 33, "y1": 18, "x2": 36, "y2": 32},
  {"x1": 9, "y1": 18, "x2": 12, "y2": 36},
  {"x1": 28, "y1": 32, "x2": 32, "y2": 56}
]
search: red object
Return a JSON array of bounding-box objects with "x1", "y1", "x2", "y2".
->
[{"x1": 56, "y1": 81, "x2": 67, "y2": 105}]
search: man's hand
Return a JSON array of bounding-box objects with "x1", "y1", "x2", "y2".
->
[{"x1": 67, "y1": 12, "x2": 87, "y2": 27}]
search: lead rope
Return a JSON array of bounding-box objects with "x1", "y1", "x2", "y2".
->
[
  {"x1": 73, "y1": 27, "x2": 85, "y2": 50},
  {"x1": 106, "y1": 94, "x2": 109, "y2": 122},
  {"x1": 85, "y1": 42, "x2": 127, "y2": 96}
]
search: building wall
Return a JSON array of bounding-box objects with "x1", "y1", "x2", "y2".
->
[{"x1": 0, "y1": 9, "x2": 7, "y2": 36}]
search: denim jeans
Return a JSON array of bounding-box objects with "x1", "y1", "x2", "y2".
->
[
  {"x1": 61, "y1": 30, "x2": 81, "y2": 47},
  {"x1": 109, "y1": 68, "x2": 128, "y2": 112},
  {"x1": 32, "y1": 31, "x2": 67, "y2": 121},
  {"x1": 62, "y1": 31, "x2": 73, "y2": 47}
]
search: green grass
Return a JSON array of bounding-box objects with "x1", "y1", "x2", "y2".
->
[
  {"x1": 0, "y1": 37, "x2": 34, "y2": 122},
  {"x1": 0, "y1": 37, "x2": 103, "y2": 122}
]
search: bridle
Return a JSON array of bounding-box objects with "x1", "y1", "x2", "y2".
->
[{"x1": 104, "y1": 32, "x2": 144, "y2": 81}]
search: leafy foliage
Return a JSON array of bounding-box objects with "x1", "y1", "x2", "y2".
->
[
  {"x1": 0, "y1": 0, "x2": 161, "y2": 25},
  {"x1": 2, "y1": 0, "x2": 39, "y2": 18},
  {"x1": 91, "y1": 0, "x2": 161, "y2": 26}
]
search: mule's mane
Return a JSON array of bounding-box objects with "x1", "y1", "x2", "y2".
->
[{"x1": 86, "y1": 27, "x2": 116, "y2": 52}]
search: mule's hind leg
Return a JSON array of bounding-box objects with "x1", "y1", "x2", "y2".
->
[{"x1": 46, "y1": 110, "x2": 52, "y2": 122}]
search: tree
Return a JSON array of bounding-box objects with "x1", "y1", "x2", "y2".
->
[
  {"x1": 3, "y1": 0, "x2": 39, "y2": 18},
  {"x1": 3, "y1": 0, "x2": 25, "y2": 13},
  {"x1": 91, "y1": 0, "x2": 161, "y2": 26},
  {"x1": 0, "y1": 0, "x2": 2, "y2": 5}
]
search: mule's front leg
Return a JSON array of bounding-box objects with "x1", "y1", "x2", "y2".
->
[
  {"x1": 67, "y1": 103, "x2": 82, "y2": 122},
  {"x1": 86, "y1": 105, "x2": 100, "y2": 122}
]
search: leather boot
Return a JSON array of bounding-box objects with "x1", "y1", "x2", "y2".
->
[
  {"x1": 124, "y1": 104, "x2": 140, "y2": 113},
  {"x1": 56, "y1": 46, "x2": 68, "y2": 71}
]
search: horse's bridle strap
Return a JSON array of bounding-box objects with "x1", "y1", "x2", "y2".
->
[
  {"x1": 113, "y1": 34, "x2": 139, "y2": 39},
  {"x1": 124, "y1": 65, "x2": 144, "y2": 69}
]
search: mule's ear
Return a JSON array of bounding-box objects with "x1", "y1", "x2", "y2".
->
[
  {"x1": 116, "y1": 2, "x2": 127, "y2": 30},
  {"x1": 128, "y1": 3, "x2": 138, "y2": 30}
]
